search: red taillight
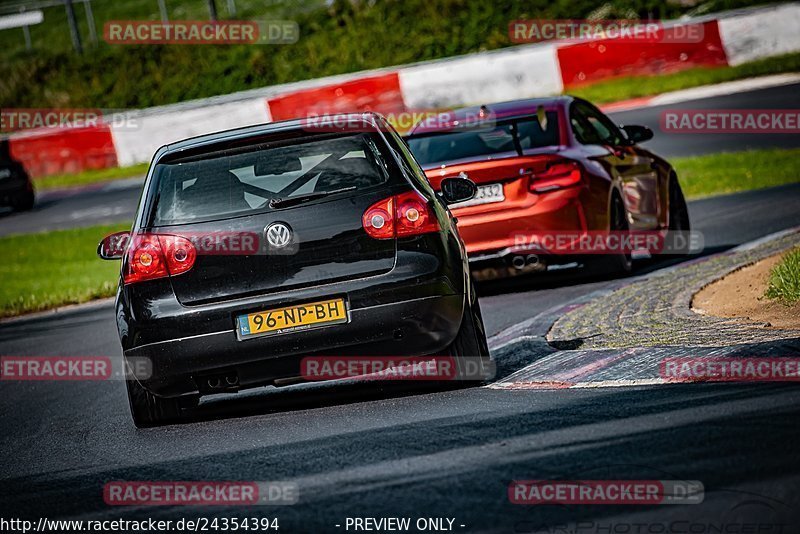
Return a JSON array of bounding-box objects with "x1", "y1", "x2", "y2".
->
[
  {"x1": 395, "y1": 190, "x2": 439, "y2": 237},
  {"x1": 123, "y1": 234, "x2": 196, "y2": 285},
  {"x1": 362, "y1": 191, "x2": 440, "y2": 240},
  {"x1": 159, "y1": 235, "x2": 197, "y2": 276},
  {"x1": 529, "y1": 160, "x2": 583, "y2": 193},
  {"x1": 362, "y1": 196, "x2": 395, "y2": 240}
]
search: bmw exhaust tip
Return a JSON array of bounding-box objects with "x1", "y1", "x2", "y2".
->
[{"x1": 511, "y1": 254, "x2": 540, "y2": 270}]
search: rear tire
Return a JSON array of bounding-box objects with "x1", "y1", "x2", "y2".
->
[
  {"x1": 589, "y1": 193, "x2": 632, "y2": 276},
  {"x1": 126, "y1": 376, "x2": 197, "y2": 428},
  {"x1": 11, "y1": 188, "x2": 34, "y2": 211},
  {"x1": 447, "y1": 284, "x2": 492, "y2": 382},
  {"x1": 668, "y1": 174, "x2": 691, "y2": 255}
]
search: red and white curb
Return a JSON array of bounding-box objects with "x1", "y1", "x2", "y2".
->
[
  {"x1": 486, "y1": 344, "x2": 800, "y2": 391},
  {"x1": 490, "y1": 378, "x2": 667, "y2": 390},
  {"x1": 485, "y1": 227, "x2": 800, "y2": 391}
]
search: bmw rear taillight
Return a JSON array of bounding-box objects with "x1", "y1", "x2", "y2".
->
[
  {"x1": 529, "y1": 160, "x2": 583, "y2": 194},
  {"x1": 362, "y1": 191, "x2": 440, "y2": 239},
  {"x1": 123, "y1": 234, "x2": 197, "y2": 285}
]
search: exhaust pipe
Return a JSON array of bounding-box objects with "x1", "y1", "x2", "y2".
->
[
  {"x1": 207, "y1": 377, "x2": 222, "y2": 389},
  {"x1": 512, "y1": 254, "x2": 540, "y2": 270},
  {"x1": 471, "y1": 251, "x2": 546, "y2": 281},
  {"x1": 202, "y1": 373, "x2": 239, "y2": 391}
]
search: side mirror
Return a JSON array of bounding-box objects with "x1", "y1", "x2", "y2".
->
[
  {"x1": 440, "y1": 176, "x2": 477, "y2": 204},
  {"x1": 622, "y1": 124, "x2": 654, "y2": 144},
  {"x1": 97, "y1": 231, "x2": 130, "y2": 260}
]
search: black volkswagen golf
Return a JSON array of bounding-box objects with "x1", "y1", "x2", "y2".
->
[{"x1": 99, "y1": 113, "x2": 491, "y2": 427}]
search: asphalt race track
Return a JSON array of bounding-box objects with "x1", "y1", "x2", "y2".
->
[
  {"x1": 611, "y1": 82, "x2": 800, "y2": 157},
  {"x1": 1, "y1": 85, "x2": 800, "y2": 531},
  {"x1": 0, "y1": 177, "x2": 143, "y2": 237},
  {"x1": 1, "y1": 83, "x2": 798, "y2": 237}
]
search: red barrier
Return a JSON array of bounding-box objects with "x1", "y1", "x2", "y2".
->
[
  {"x1": 267, "y1": 73, "x2": 406, "y2": 121},
  {"x1": 557, "y1": 20, "x2": 728, "y2": 89},
  {"x1": 9, "y1": 125, "x2": 118, "y2": 178}
]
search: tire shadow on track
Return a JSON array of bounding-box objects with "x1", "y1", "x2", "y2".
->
[{"x1": 179, "y1": 378, "x2": 475, "y2": 425}]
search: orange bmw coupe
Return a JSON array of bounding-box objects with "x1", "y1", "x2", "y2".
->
[{"x1": 405, "y1": 97, "x2": 691, "y2": 279}]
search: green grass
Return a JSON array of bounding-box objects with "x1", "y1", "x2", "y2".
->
[
  {"x1": 571, "y1": 52, "x2": 800, "y2": 104},
  {"x1": 672, "y1": 148, "x2": 800, "y2": 199},
  {"x1": 766, "y1": 248, "x2": 800, "y2": 305},
  {"x1": 33, "y1": 163, "x2": 149, "y2": 191},
  {"x1": 0, "y1": 224, "x2": 129, "y2": 318}
]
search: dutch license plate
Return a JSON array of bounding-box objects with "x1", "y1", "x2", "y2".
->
[
  {"x1": 237, "y1": 297, "x2": 348, "y2": 340},
  {"x1": 451, "y1": 183, "x2": 505, "y2": 208}
]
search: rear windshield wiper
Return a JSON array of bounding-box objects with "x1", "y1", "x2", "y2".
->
[{"x1": 268, "y1": 186, "x2": 357, "y2": 209}]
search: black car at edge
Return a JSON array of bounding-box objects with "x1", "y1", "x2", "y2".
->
[
  {"x1": 0, "y1": 140, "x2": 35, "y2": 211},
  {"x1": 98, "y1": 112, "x2": 491, "y2": 427}
]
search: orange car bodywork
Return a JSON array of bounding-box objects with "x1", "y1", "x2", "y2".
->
[
  {"x1": 424, "y1": 155, "x2": 590, "y2": 258},
  {"x1": 406, "y1": 97, "x2": 673, "y2": 275}
]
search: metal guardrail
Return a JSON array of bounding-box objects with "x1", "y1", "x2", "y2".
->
[
  {"x1": 0, "y1": 0, "x2": 92, "y2": 15},
  {"x1": 0, "y1": 0, "x2": 96, "y2": 52}
]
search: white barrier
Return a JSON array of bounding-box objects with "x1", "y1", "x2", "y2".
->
[
  {"x1": 718, "y1": 3, "x2": 800, "y2": 66},
  {"x1": 110, "y1": 98, "x2": 271, "y2": 167},
  {"x1": 398, "y1": 43, "x2": 563, "y2": 110}
]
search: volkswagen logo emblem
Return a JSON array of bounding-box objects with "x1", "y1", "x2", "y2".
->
[{"x1": 265, "y1": 222, "x2": 292, "y2": 249}]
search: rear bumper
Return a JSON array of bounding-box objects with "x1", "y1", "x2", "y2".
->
[
  {"x1": 454, "y1": 186, "x2": 586, "y2": 255},
  {"x1": 125, "y1": 293, "x2": 464, "y2": 398},
  {"x1": 453, "y1": 187, "x2": 587, "y2": 278}
]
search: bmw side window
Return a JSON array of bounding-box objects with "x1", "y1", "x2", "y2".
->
[
  {"x1": 575, "y1": 102, "x2": 626, "y2": 146},
  {"x1": 570, "y1": 104, "x2": 603, "y2": 145},
  {"x1": 516, "y1": 112, "x2": 560, "y2": 148}
]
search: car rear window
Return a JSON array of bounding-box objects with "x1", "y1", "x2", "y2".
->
[
  {"x1": 148, "y1": 134, "x2": 390, "y2": 226},
  {"x1": 407, "y1": 112, "x2": 560, "y2": 166}
]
